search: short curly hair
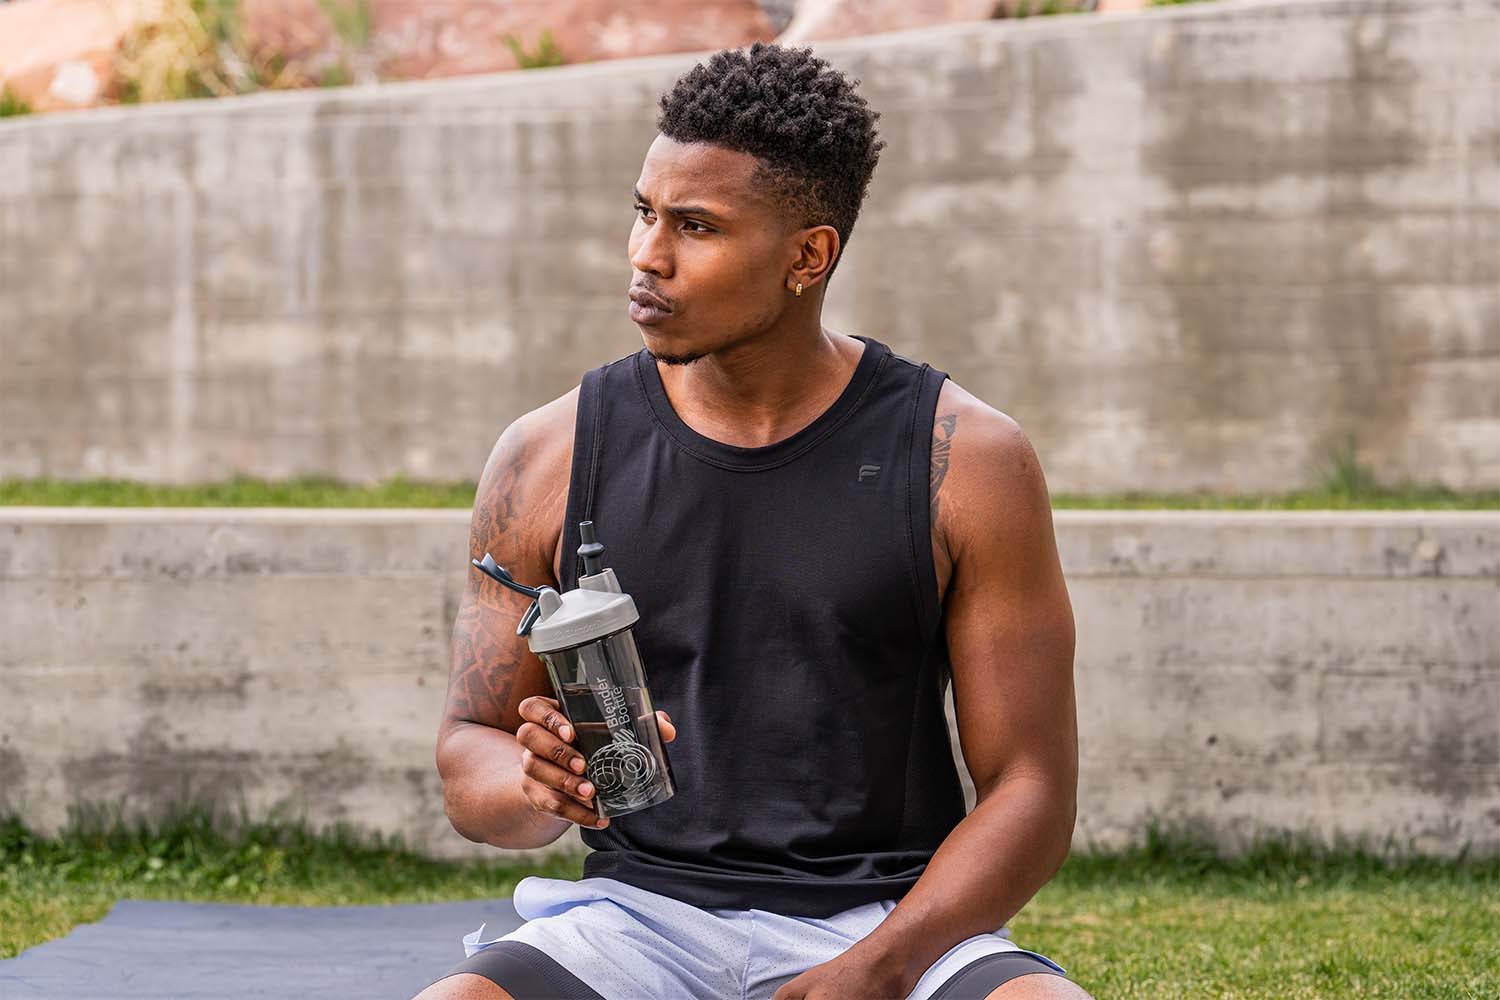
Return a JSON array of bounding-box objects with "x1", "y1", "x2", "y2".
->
[{"x1": 655, "y1": 41, "x2": 886, "y2": 283}]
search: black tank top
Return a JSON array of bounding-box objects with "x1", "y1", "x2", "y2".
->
[{"x1": 559, "y1": 334, "x2": 966, "y2": 918}]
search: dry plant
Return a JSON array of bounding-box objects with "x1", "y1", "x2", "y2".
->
[
  {"x1": 113, "y1": 0, "x2": 311, "y2": 103},
  {"x1": 316, "y1": 0, "x2": 380, "y2": 85}
]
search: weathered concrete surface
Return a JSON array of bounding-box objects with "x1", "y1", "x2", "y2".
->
[
  {"x1": 2, "y1": 0, "x2": 1497, "y2": 491},
  {"x1": 1010, "y1": 510, "x2": 1500, "y2": 857},
  {"x1": 1, "y1": 509, "x2": 1495, "y2": 860}
]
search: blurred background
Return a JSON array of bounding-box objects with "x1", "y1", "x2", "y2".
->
[{"x1": 1, "y1": 0, "x2": 1496, "y2": 995}]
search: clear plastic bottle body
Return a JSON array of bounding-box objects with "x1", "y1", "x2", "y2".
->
[{"x1": 538, "y1": 627, "x2": 675, "y2": 818}]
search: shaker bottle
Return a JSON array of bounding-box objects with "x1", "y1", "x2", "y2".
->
[{"x1": 471, "y1": 521, "x2": 675, "y2": 819}]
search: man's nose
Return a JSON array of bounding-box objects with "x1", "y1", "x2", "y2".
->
[{"x1": 629, "y1": 220, "x2": 672, "y2": 278}]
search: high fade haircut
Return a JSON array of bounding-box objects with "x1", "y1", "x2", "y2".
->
[{"x1": 654, "y1": 41, "x2": 886, "y2": 284}]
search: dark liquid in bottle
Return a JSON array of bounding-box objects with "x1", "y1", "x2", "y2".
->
[{"x1": 557, "y1": 682, "x2": 674, "y2": 816}]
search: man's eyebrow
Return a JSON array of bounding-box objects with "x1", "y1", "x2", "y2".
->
[{"x1": 632, "y1": 187, "x2": 728, "y2": 222}]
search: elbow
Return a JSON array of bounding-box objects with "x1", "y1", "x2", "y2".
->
[
  {"x1": 434, "y1": 720, "x2": 568, "y2": 850},
  {"x1": 980, "y1": 769, "x2": 1076, "y2": 877},
  {"x1": 435, "y1": 727, "x2": 485, "y2": 845},
  {"x1": 1042, "y1": 775, "x2": 1078, "y2": 879},
  {"x1": 1051, "y1": 792, "x2": 1077, "y2": 875},
  {"x1": 438, "y1": 762, "x2": 485, "y2": 845},
  {"x1": 438, "y1": 766, "x2": 509, "y2": 849}
]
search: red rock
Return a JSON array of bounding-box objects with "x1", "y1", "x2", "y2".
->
[
  {"x1": 0, "y1": 0, "x2": 777, "y2": 112},
  {"x1": 0, "y1": 0, "x2": 163, "y2": 113},
  {"x1": 773, "y1": 0, "x2": 1132, "y2": 40},
  {"x1": 388, "y1": 0, "x2": 777, "y2": 78},
  {"x1": 776, "y1": 0, "x2": 1002, "y2": 43},
  {"x1": 239, "y1": 0, "x2": 778, "y2": 84}
]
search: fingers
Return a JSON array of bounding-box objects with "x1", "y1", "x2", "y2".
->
[
  {"x1": 515, "y1": 697, "x2": 677, "y2": 828},
  {"x1": 516, "y1": 719, "x2": 585, "y2": 775},
  {"x1": 521, "y1": 746, "x2": 596, "y2": 802},
  {"x1": 519, "y1": 695, "x2": 574, "y2": 743},
  {"x1": 517, "y1": 695, "x2": 608, "y2": 829},
  {"x1": 520, "y1": 747, "x2": 608, "y2": 829},
  {"x1": 526, "y1": 784, "x2": 607, "y2": 829},
  {"x1": 516, "y1": 695, "x2": 583, "y2": 773}
]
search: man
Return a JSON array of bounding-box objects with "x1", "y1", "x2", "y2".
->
[{"x1": 417, "y1": 41, "x2": 1090, "y2": 1000}]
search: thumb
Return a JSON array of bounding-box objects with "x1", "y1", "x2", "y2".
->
[
  {"x1": 771, "y1": 981, "x2": 803, "y2": 1000},
  {"x1": 656, "y1": 710, "x2": 676, "y2": 742}
]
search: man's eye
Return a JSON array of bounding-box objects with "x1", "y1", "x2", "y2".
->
[{"x1": 634, "y1": 206, "x2": 709, "y2": 233}]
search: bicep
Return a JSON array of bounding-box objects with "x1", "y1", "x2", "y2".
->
[
  {"x1": 942, "y1": 412, "x2": 1077, "y2": 798},
  {"x1": 441, "y1": 420, "x2": 559, "y2": 736}
]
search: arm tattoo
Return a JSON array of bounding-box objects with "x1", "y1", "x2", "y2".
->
[
  {"x1": 468, "y1": 443, "x2": 521, "y2": 566},
  {"x1": 444, "y1": 442, "x2": 528, "y2": 728},
  {"x1": 931, "y1": 412, "x2": 957, "y2": 524},
  {"x1": 447, "y1": 601, "x2": 522, "y2": 726}
]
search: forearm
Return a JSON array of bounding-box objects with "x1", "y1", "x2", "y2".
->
[
  {"x1": 438, "y1": 720, "x2": 571, "y2": 849},
  {"x1": 857, "y1": 775, "x2": 1075, "y2": 991}
]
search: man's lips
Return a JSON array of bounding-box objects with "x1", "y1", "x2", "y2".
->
[{"x1": 628, "y1": 288, "x2": 673, "y2": 313}]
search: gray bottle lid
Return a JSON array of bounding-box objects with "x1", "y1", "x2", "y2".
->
[{"x1": 526, "y1": 567, "x2": 641, "y2": 654}]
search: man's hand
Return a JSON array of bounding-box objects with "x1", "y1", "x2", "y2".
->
[
  {"x1": 770, "y1": 945, "x2": 910, "y2": 1000},
  {"x1": 515, "y1": 694, "x2": 677, "y2": 830}
]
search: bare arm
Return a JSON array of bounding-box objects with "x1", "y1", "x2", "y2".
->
[
  {"x1": 437, "y1": 394, "x2": 676, "y2": 849},
  {"x1": 437, "y1": 407, "x2": 586, "y2": 849}
]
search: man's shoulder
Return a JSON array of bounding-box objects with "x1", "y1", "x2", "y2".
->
[
  {"x1": 932, "y1": 376, "x2": 1050, "y2": 557},
  {"x1": 468, "y1": 383, "x2": 582, "y2": 583},
  {"x1": 934, "y1": 377, "x2": 1023, "y2": 445},
  {"x1": 513, "y1": 383, "x2": 581, "y2": 444}
]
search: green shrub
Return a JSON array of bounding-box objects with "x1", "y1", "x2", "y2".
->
[
  {"x1": 500, "y1": 28, "x2": 566, "y2": 69},
  {"x1": 0, "y1": 85, "x2": 31, "y2": 118}
]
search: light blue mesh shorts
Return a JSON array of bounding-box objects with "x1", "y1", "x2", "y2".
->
[{"x1": 453, "y1": 875, "x2": 1068, "y2": 1000}]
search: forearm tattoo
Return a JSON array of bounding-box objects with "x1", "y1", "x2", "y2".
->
[{"x1": 931, "y1": 412, "x2": 957, "y2": 524}]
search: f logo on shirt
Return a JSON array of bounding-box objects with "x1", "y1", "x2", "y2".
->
[{"x1": 857, "y1": 463, "x2": 881, "y2": 483}]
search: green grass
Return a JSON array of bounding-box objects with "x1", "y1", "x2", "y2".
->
[
  {"x1": 3, "y1": 804, "x2": 1497, "y2": 997},
  {"x1": 0, "y1": 800, "x2": 584, "y2": 960},
  {"x1": 0, "y1": 475, "x2": 479, "y2": 508},
  {"x1": 1031, "y1": 825, "x2": 1500, "y2": 998},
  {"x1": 2, "y1": 476, "x2": 1496, "y2": 509}
]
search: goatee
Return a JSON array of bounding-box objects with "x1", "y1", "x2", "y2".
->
[{"x1": 647, "y1": 348, "x2": 706, "y2": 367}]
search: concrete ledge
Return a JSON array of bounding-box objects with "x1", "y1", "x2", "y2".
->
[{"x1": 2, "y1": 509, "x2": 1497, "y2": 859}]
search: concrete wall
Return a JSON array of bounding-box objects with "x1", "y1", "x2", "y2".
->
[
  {"x1": 2, "y1": 0, "x2": 1497, "y2": 492},
  {"x1": 2, "y1": 509, "x2": 1495, "y2": 860}
]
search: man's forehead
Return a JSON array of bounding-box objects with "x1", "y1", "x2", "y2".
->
[{"x1": 634, "y1": 137, "x2": 767, "y2": 213}]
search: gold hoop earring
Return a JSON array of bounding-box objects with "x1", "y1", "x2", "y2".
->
[{"x1": 795, "y1": 282, "x2": 803, "y2": 297}]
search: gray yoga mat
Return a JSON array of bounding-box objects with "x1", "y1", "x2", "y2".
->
[{"x1": 0, "y1": 897, "x2": 525, "y2": 998}]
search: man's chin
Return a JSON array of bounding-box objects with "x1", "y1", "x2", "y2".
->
[
  {"x1": 643, "y1": 334, "x2": 706, "y2": 367},
  {"x1": 648, "y1": 349, "x2": 705, "y2": 366}
]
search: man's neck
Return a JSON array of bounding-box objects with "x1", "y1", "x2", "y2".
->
[{"x1": 655, "y1": 324, "x2": 865, "y2": 450}]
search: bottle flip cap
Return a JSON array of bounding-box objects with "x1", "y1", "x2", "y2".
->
[{"x1": 470, "y1": 521, "x2": 640, "y2": 654}]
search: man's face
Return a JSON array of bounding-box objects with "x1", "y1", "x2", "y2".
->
[{"x1": 627, "y1": 135, "x2": 797, "y2": 365}]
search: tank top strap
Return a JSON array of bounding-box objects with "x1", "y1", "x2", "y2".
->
[{"x1": 906, "y1": 360, "x2": 950, "y2": 640}]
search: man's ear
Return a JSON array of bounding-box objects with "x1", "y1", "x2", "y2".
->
[{"x1": 788, "y1": 224, "x2": 840, "y2": 293}]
